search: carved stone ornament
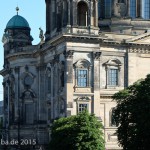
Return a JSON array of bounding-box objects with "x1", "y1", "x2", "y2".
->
[
  {"x1": 74, "y1": 59, "x2": 91, "y2": 69},
  {"x1": 39, "y1": 27, "x2": 45, "y2": 44},
  {"x1": 64, "y1": 50, "x2": 74, "y2": 59},
  {"x1": 24, "y1": 75, "x2": 34, "y2": 86},
  {"x1": 75, "y1": 96, "x2": 90, "y2": 101},
  {"x1": 116, "y1": 2, "x2": 127, "y2": 17},
  {"x1": 45, "y1": 63, "x2": 52, "y2": 77},
  {"x1": 21, "y1": 89, "x2": 36, "y2": 100},
  {"x1": 54, "y1": 54, "x2": 59, "y2": 62},
  {"x1": 21, "y1": 68, "x2": 35, "y2": 87},
  {"x1": 93, "y1": 52, "x2": 101, "y2": 60},
  {"x1": 104, "y1": 58, "x2": 122, "y2": 67},
  {"x1": 2, "y1": 33, "x2": 9, "y2": 43}
]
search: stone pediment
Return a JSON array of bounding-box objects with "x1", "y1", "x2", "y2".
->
[{"x1": 125, "y1": 32, "x2": 150, "y2": 44}]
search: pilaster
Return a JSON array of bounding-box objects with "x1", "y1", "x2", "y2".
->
[
  {"x1": 64, "y1": 50, "x2": 74, "y2": 116},
  {"x1": 45, "y1": 0, "x2": 51, "y2": 35},
  {"x1": 67, "y1": 0, "x2": 71, "y2": 26},
  {"x1": 90, "y1": 1, "x2": 94, "y2": 27},
  {"x1": 37, "y1": 65, "x2": 46, "y2": 121},
  {"x1": 93, "y1": 52, "x2": 101, "y2": 117},
  {"x1": 72, "y1": 1, "x2": 77, "y2": 26},
  {"x1": 95, "y1": 0, "x2": 98, "y2": 27}
]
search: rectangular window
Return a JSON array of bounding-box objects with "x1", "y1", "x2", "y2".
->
[
  {"x1": 142, "y1": 0, "x2": 150, "y2": 19},
  {"x1": 78, "y1": 104, "x2": 88, "y2": 113},
  {"x1": 108, "y1": 69, "x2": 118, "y2": 86},
  {"x1": 77, "y1": 69, "x2": 87, "y2": 87}
]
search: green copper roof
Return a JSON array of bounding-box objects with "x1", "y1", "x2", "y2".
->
[{"x1": 6, "y1": 15, "x2": 30, "y2": 29}]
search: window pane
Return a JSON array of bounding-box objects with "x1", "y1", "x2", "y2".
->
[
  {"x1": 105, "y1": 0, "x2": 112, "y2": 18},
  {"x1": 78, "y1": 104, "x2": 88, "y2": 113},
  {"x1": 142, "y1": 0, "x2": 150, "y2": 19},
  {"x1": 108, "y1": 69, "x2": 118, "y2": 86},
  {"x1": 77, "y1": 69, "x2": 87, "y2": 87}
]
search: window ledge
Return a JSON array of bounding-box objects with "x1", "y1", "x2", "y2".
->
[
  {"x1": 74, "y1": 86, "x2": 92, "y2": 93},
  {"x1": 106, "y1": 86, "x2": 124, "y2": 90}
]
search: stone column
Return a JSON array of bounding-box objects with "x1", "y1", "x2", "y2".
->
[
  {"x1": 6, "y1": 80, "x2": 10, "y2": 127},
  {"x1": 118, "y1": 65, "x2": 121, "y2": 87},
  {"x1": 95, "y1": 0, "x2": 98, "y2": 27},
  {"x1": 93, "y1": 52, "x2": 101, "y2": 117},
  {"x1": 127, "y1": 0, "x2": 130, "y2": 17},
  {"x1": 90, "y1": 1, "x2": 94, "y2": 27},
  {"x1": 65, "y1": 51, "x2": 74, "y2": 116},
  {"x1": 2, "y1": 82, "x2": 6, "y2": 126},
  {"x1": 136, "y1": 0, "x2": 141, "y2": 18},
  {"x1": 50, "y1": 65, "x2": 54, "y2": 119},
  {"x1": 15, "y1": 67, "x2": 20, "y2": 123},
  {"x1": 53, "y1": 55, "x2": 59, "y2": 118},
  {"x1": 73, "y1": 1, "x2": 77, "y2": 26},
  {"x1": 67, "y1": 0, "x2": 71, "y2": 26},
  {"x1": 61, "y1": 1, "x2": 65, "y2": 28},
  {"x1": 37, "y1": 65, "x2": 46, "y2": 121},
  {"x1": 45, "y1": 0, "x2": 51, "y2": 35},
  {"x1": 88, "y1": 0, "x2": 91, "y2": 26}
]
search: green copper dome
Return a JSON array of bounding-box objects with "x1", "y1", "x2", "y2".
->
[{"x1": 6, "y1": 15, "x2": 30, "y2": 29}]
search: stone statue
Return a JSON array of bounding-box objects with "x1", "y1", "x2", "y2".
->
[
  {"x1": 113, "y1": 0, "x2": 127, "y2": 17},
  {"x1": 39, "y1": 27, "x2": 44, "y2": 44},
  {"x1": 117, "y1": 2, "x2": 127, "y2": 17}
]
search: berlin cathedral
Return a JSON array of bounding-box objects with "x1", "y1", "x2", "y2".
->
[{"x1": 1, "y1": 0, "x2": 150, "y2": 149}]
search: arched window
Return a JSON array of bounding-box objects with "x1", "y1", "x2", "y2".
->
[
  {"x1": 74, "y1": 59, "x2": 91, "y2": 87},
  {"x1": 77, "y1": 1, "x2": 88, "y2": 26},
  {"x1": 104, "y1": 59, "x2": 122, "y2": 88}
]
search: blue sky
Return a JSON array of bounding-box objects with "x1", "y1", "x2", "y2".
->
[{"x1": 0, "y1": 0, "x2": 45, "y2": 100}]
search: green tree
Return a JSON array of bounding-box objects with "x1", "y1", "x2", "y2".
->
[
  {"x1": 113, "y1": 74, "x2": 150, "y2": 150},
  {"x1": 49, "y1": 110, "x2": 104, "y2": 150}
]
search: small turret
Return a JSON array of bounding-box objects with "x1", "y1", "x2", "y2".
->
[{"x1": 2, "y1": 7, "x2": 33, "y2": 57}]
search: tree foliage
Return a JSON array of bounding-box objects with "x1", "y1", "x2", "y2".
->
[
  {"x1": 49, "y1": 110, "x2": 104, "y2": 150},
  {"x1": 113, "y1": 74, "x2": 150, "y2": 150}
]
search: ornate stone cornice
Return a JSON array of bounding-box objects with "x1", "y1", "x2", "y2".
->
[{"x1": 125, "y1": 32, "x2": 150, "y2": 43}]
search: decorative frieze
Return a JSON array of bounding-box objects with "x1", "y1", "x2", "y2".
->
[{"x1": 128, "y1": 48, "x2": 150, "y2": 54}]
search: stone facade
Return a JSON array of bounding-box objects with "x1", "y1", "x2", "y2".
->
[{"x1": 1, "y1": 0, "x2": 150, "y2": 150}]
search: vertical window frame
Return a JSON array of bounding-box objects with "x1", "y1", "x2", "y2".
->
[
  {"x1": 78, "y1": 103, "x2": 89, "y2": 113},
  {"x1": 108, "y1": 69, "x2": 118, "y2": 86},
  {"x1": 77, "y1": 69, "x2": 88, "y2": 87}
]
